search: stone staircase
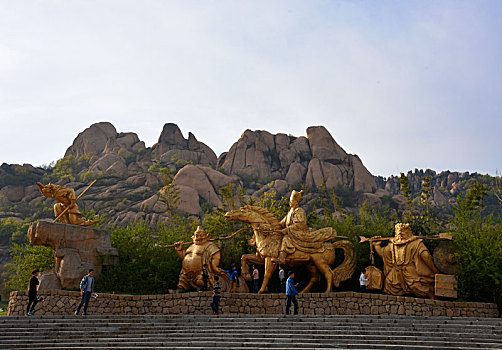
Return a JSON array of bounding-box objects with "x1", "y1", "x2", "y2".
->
[{"x1": 1, "y1": 314, "x2": 501, "y2": 349}]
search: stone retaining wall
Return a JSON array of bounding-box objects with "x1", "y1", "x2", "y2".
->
[{"x1": 8, "y1": 290, "x2": 499, "y2": 318}]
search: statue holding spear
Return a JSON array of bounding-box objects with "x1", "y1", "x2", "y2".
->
[
  {"x1": 36, "y1": 180, "x2": 98, "y2": 226},
  {"x1": 359, "y1": 223, "x2": 452, "y2": 298}
]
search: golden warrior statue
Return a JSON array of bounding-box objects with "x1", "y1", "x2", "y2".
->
[
  {"x1": 36, "y1": 182, "x2": 98, "y2": 226},
  {"x1": 373, "y1": 223, "x2": 439, "y2": 298},
  {"x1": 174, "y1": 226, "x2": 225, "y2": 291},
  {"x1": 272, "y1": 190, "x2": 338, "y2": 265}
]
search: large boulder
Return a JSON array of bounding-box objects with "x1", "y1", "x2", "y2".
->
[
  {"x1": 174, "y1": 185, "x2": 201, "y2": 214},
  {"x1": 306, "y1": 126, "x2": 347, "y2": 163},
  {"x1": 172, "y1": 165, "x2": 238, "y2": 209},
  {"x1": 0, "y1": 185, "x2": 25, "y2": 202},
  {"x1": 27, "y1": 221, "x2": 118, "y2": 289},
  {"x1": 65, "y1": 122, "x2": 118, "y2": 159},
  {"x1": 219, "y1": 126, "x2": 376, "y2": 193},
  {"x1": 153, "y1": 123, "x2": 217, "y2": 167},
  {"x1": 89, "y1": 154, "x2": 128, "y2": 175}
]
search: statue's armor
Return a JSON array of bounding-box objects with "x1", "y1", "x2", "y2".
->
[
  {"x1": 279, "y1": 206, "x2": 337, "y2": 255},
  {"x1": 178, "y1": 241, "x2": 221, "y2": 290},
  {"x1": 379, "y1": 237, "x2": 436, "y2": 298}
]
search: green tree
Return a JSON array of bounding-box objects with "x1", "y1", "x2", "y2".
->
[
  {"x1": 98, "y1": 221, "x2": 194, "y2": 294},
  {"x1": 453, "y1": 181, "x2": 502, "y2": 308},
  {"x1": 2, "y1": 244, "x2": 54, "y2": 297}
]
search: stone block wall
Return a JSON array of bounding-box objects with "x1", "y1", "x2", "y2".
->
[{"x1": 8, "y1": 290, "x2": 499, "y2": 318}]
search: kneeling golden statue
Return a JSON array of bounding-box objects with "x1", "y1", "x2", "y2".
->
[
  {"x1": 36, "y1": 182, "x2": 98, "y2": 226},
  {"x1": 373, "y1": 223, "x2": 439, "y2": 298}
]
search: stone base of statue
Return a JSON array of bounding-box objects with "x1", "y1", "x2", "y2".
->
[{"x1": 27, "y1": 221, "x2": 119, "y2": 290}]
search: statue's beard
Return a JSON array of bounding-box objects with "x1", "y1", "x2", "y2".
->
[
  {"x1": 193, "y1": 236, "x2": 209, "y2": 245},
  {"x1": 395, "y1": 232, "x2": 412, "y2": 243}
]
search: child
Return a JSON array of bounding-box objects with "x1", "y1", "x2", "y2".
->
[
  {"x1": 210, "y1": 275, "x2": 221, "y2": 315},
  {"x1": 26, "y1": 269, "x2": 40, "y2": 316}
]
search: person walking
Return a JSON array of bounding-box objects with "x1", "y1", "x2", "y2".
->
[
  {"x1": 252, "y1": 265, "x2": 259, "y2": 293},
  {"x1": 278, "y1": 265, "x2": 286, "y2": 293},
  {"x1": 285, "y1": 270, "x2": 299, "y2": 315},
  {"x1": 26, "y1": 269, "x2": 40, "y2": 316},
  {"x1": 75, "y1": 269, "x2": 94, "y2": 315},
  {"x1": 201, "y1": 264, "x2": 209, "y2": 291},
  {"x1": 359, "y1": 268, "x2": 369, "y2": 293},
  {"x1": 210, "y1": 275, "x2": 221, "y2": 315}
]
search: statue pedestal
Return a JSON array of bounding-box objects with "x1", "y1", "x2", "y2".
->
[{"x1": 27, "y1": 221, "x2": 118, "y2": 289}]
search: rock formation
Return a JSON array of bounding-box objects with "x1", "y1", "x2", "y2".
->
[
  {"x1": 153, "y1": 123, "x2": 217, "y2": 168},
  {"x1": 218, "y1": 126, "x2": 376, "y2": 193},
  {"x1": 27, "y1": 221, "x2": 118, "y2": 290},
  {"x1": 0, "y1": 121, "x2": 487, "y2": 228}
]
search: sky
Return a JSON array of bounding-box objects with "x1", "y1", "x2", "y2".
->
[{"x1": 0, "y1": 0, "x2": 501, "y2": 177}]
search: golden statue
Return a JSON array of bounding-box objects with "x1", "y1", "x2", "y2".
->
[
  {"x1": 172, "y1": 226, "x2": 249, "y2": 292},
  {"x1": 372, "y1": 223, "x2": 439, "y2": 298},
  {"x1": 272, "y1": 190, "x2": 339, "y2": 265},
  {"x1": 36, "y1": 181, "x2": 98, "y2": 226},
  {"x1": 224, "y1": 190, "x2": 356, "y2": 294}
]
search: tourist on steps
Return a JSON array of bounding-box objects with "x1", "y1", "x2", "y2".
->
[
  {"x1": 26, "y1": 269, "x2": 40, "y2": 316},
  {"x1": 285, "y1": 270, "x2": 299, "y2": 315},
  {"x1": 75, "y1": 269, "x2": 94, "y2": 316},
  {"x1": 211, "y1": 275, "x2": 221, "y2": 315},
  {"x1": 359, "y1": 268, "x2": 369, "y2": 293}
]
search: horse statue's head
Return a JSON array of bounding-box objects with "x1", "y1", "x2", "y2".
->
[
  {"x1": 225, "y1": 205, "x2": 282, "y2": 258},
  {"x1": 224, "y1": 205, "x2": 282, "y2": 232}
]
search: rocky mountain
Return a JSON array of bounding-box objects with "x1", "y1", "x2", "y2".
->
[
  {"x1": 0, "y1": 121, "x2": 496, "y2": 227},
  {"x1": 218, "y1": 126, "x2": 376, "y2": 193}
]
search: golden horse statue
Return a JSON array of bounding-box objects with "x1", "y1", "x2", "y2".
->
[{"x1": 224, "y1": 205, "x2": 356, "y2": 293}]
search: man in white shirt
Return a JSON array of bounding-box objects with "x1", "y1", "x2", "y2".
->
[
  {"x1": 359, "y1": 268, "x2": 369, "y2": 293},
  {"x1": 278, "y1": 265, "x2": 286, "y2": 293}
]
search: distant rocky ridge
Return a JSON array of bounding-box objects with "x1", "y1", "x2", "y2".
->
[{"x1": 0, "y1": 122, "x2": 487, "y2": 226}]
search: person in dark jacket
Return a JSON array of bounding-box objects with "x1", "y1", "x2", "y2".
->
[
  {"x1": 201, "y1": 264, "x2": 209, "y2": 291},
  {"x1": 285, "y1": 270, "x2": 299, "y2": 315},
  {"x1": 26, "y1": 269, "x2": 40, "y2": 316},
  {"x1": 210, "y1": 275, "x2": 221, "y2": 315}
]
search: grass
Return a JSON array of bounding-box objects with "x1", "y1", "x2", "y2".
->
[{"x1": 0, "y1": 301, "x2": 8, "y2": 316}]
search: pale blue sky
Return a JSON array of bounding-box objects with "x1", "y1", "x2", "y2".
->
[{"x1": 0, "y1": 1, "x2": 501, "y2": 177}]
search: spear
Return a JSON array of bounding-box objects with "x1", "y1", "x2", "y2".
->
[
  {"x1": 163, "y1": 227, "x2": 252, "y2": 248},
  {"x1": 359, "y1": 232, "x2": 453, "y2": 244},
  {"x1": 53, "y1": 179, "x2": 97, "y2": 223}
]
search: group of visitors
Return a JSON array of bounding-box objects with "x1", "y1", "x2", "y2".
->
[
  {"x1": 25, "y1": 264, "x2": 366, "y2": 317},
  {"x1": 25, "y1": 268, "x2": 96, "y2": 316}
]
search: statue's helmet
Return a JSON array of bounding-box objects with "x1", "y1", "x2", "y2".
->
[
  {"x1": 192, "y1": 225, "x2": 209, "y2": 243},
  {"x1": 395, "y1": 223, "x2": 412, "y2": 239},
  {"x1": 289, "y1": 190, "x2": 303, "y2": 204}
]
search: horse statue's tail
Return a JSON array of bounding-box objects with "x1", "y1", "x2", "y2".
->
[{"x1": 330, "y1": 240, "x2": 356, "y2": 287}]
